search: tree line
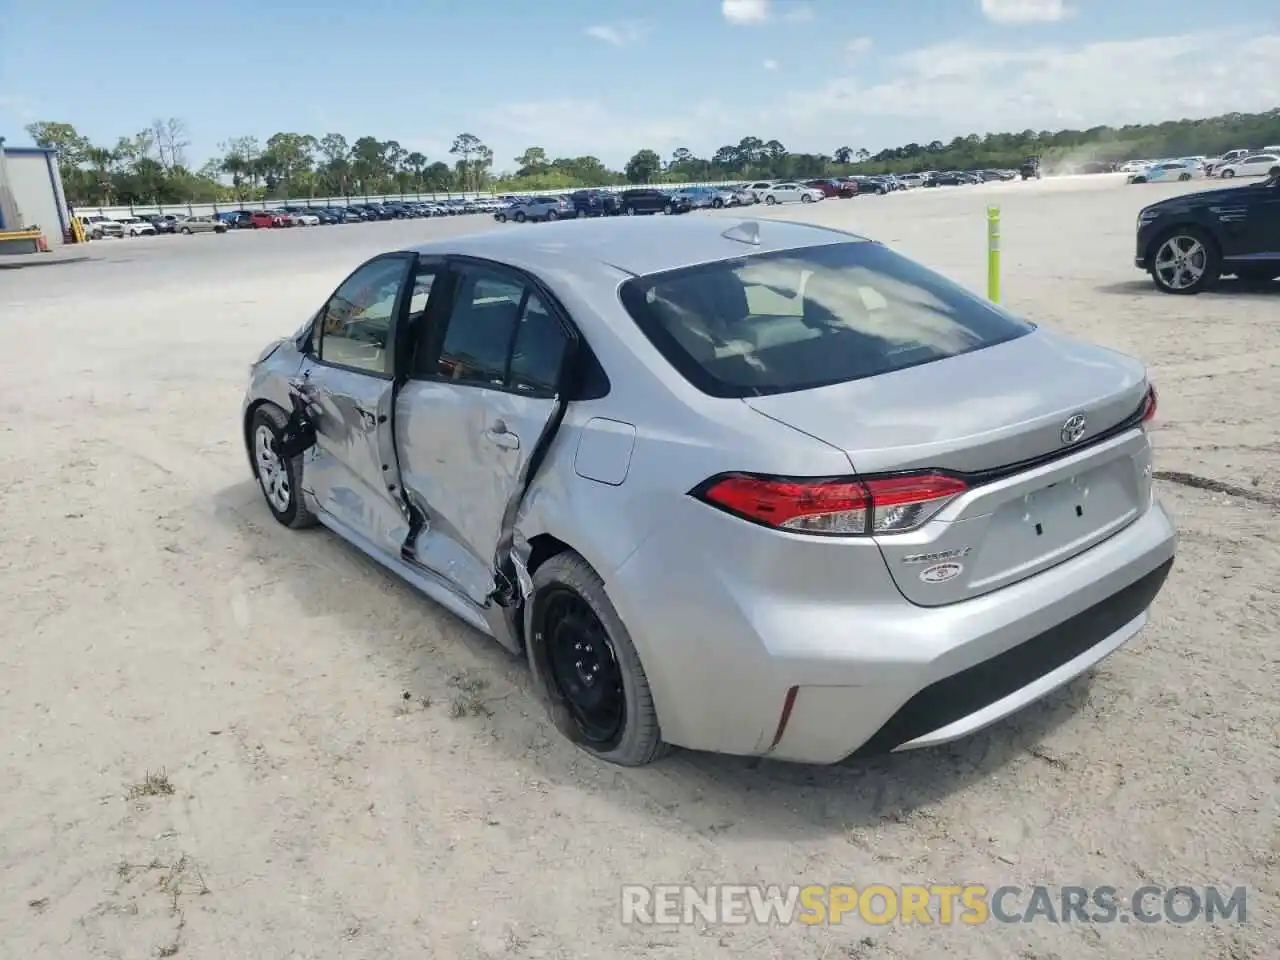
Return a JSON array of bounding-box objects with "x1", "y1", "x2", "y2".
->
[{"x1": 25, "y1": 108, "x2": 1280, "y2": 207}]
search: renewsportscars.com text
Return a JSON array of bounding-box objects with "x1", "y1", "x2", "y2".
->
[{"x1": 620, "y1": 884, "x2": 1248, "y2": 927}]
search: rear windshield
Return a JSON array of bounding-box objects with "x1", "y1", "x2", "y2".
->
[{"x1": 617, "y1": 240, "x2": 1033, "y2": 398}]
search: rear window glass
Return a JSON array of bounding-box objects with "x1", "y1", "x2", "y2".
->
[{"x1": 617, "y1": 241, "x2": 1033, "y2": 398}]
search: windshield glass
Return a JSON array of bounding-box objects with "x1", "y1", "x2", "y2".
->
[{"x1": 617, "y1": 241, "x2": 1034, "y2": 398}]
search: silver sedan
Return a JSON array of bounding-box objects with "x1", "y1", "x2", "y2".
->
[
  {"x1": 241, "y1": 216, "x2": 1176, "y2": 766},
  {"x1": 176, "y1": 215, "x2": 228, "y2": 235}
]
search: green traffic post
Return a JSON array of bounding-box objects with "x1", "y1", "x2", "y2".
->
[{"x1": 986, "y1": 205, "x2": 1001, "y2": 303}]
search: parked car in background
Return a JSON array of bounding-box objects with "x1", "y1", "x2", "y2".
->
[
  {"x1": 304, "y1": 208, "x2": 341, "y2": 224},
  {"x1": 117, "y1": 216, "x2": 157, "y2": 237},
  {"x1": 805, "y1": 179, "x2": 857, "y2": 198},
  {"x1": 495, "y1": 196, "x2": 574, "y2": 223},
  {"x1": 1127, "y1": 160, "x2": 1205, "y2": 184},
  {"x1": 671, "y1": 186, "x2": 736, "y2": 209},
  {"x1": 757, "y1": 182, "x2": 825, "y2": 204},
  {"x1": 79, "y1": 215, "x2": 124, "y2": 240},
  {"x1": 176, "y1": 215, "x2": 228, "y2": 235},
  {"x1": 243, "y1": 215, "x2": 1175, "y2": 767},
  {"x1": 1217, "y1": 154, "x2": 1280, "y2": 179},
  {"x1": 1205, "y1": 149, "x2": 1250, "y2": 176},
  {"x1": 141, "y1": 213, "x2": 180, "y2": 233},
  {"x1": 845, "y1": 176, "x2": 887, "y2": 195},
  {"x1": 568, "y1": 189, "x2": 620, "y2": 217},
  {"x1": 740, "y1": 180, "x2": 776, "y2": 201},
  {"x1": 250, "y1": 211, "x2": 285, "y2": 229},
  {"x1": 896, "y1": 173, "x2": 926, "y2": 188},
  {"x1": 1135, "y1": 168, "x2": 1280, "y2": 294},
  {"x1": 618, "y1": 188, "x2": 690, "y2": 216},
  {"x1": 291, "y1": 210, "x2": 322, "y2": 226}
]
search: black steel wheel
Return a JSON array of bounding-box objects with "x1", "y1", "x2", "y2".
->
[
  {"x1": 528, "y1": 551, "x2": 668, "y2": 765},
  {"x1": 543, "y1": 588, "x2": 625, "y2": 746}
]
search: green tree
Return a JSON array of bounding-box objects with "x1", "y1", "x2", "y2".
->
[{"x1": 624, "y1": 148, "x2": 662, "y2": 183}]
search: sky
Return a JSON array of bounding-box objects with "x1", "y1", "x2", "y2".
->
[{"x1": 1, "y1": 0, "x2": 1277, "y2": 173}]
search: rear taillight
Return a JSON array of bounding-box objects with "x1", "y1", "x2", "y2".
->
[
  {"x1": 693, "y1": 471, "x2": 968, "y2": 536},
  {"x1": 1140, "y1": 384, "x2": 1158, "y2": 424}
]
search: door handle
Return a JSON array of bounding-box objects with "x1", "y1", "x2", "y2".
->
[
  {"x1": 356, "y1": 407, "x2": 378, "y2": 430},
  {"x1": 484, "y1": 422, "x2": 520, "y2": 451}
]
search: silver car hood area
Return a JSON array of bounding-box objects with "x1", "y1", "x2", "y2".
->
[{"x1": 744, "y1": 328, "x2": 1150, "y2": 476}]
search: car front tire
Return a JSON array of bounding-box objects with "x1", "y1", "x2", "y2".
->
[
  {"x1": 765, "y1": 195, "x2": 778, "y2": 204},
  {"x1": 527, "y1": 551, "x2": 668, "y2": 767},
  {"x1": 249, "y1": 404, "x2": 318, "y2": 529},
  {"x1": 1148, "y1": 226, "x2": 1220, "y2": 296},
  {"x1": 514, "y1": 211, "x2": 527, "y2": 223},
  {"x1": 1221, "y1": 169, "x2": 1235, "y2": 178}
]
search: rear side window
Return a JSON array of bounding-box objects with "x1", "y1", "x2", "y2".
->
[{"x1": 618, "y1": 241, "x2": 1034, "y2": 398}]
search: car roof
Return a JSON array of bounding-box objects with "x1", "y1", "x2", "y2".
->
[{"x1": 404, "y1": 215, "x2": 867, "y2": 278}]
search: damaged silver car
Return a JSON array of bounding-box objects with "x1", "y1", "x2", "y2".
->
[{"x1": 243, "y1": 216, "x2": 1176, "y2": 767}]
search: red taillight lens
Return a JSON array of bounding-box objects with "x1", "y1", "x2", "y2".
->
[
  {"x1": 694, "y1": 472, "x2": 967, "y2": 536},
  {"x1": 1140, "y1": 384, "x2": 1158, "y2": 424}
]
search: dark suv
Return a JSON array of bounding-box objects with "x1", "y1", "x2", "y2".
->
[
  {"x1": 618, "y1": 188, "x2": 690, "y2": 216},
  {"x1": 568, "y1": 189, "x2": 620, "y2": 217},
  {"x1": 1135, "y1": 170, "x2": 1280, "y2": 294}
]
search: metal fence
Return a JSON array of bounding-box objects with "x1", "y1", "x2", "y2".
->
[{"x1": 69, "y1": 181, "x2": 733, "y2": 219}]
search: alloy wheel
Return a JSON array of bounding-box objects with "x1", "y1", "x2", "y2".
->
[
  {"x1": 1153, "y1": 235, "x2": 1207, "y2": 291},
  {"x1": 254, "y1": 424, "x2": 291, "y2": 513}
]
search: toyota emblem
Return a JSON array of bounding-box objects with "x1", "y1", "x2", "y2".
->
[{"x1": 1060, "y1": 414, "x2": 1088, "y2": 445}]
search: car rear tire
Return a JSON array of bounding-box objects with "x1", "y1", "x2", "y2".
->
[
  {"x1": 546, "y1": 211, "x2": 559, "y2": 221},
  {"x1": 765, "y1": 195, "x2": 778, "y2": 205},
  {"x1": 662, "y1": 203, "x2": 673, "y2": 215},
  {"x1": 801, "y1": 194, "x2": 814, "y2": 203},
  {"x1": 514, "y1": 211, "x2": 527, "y2": 223},
  {"x1": 1270, "y1": 166, "x2": 1280, "y2": 179},
  {"x1": 496, "y1": 213, "x2": 507, "y2": 222},
  {"x1": 181, "y1": 227, "x2": 192, "y2": 235},
  {"x1": 248, "y1": 404, "x2": 318, "y2": 529},
  {"x1": 1178, "y1": 173, "x2": 1191, "y2": 181},
  {"x1": 1148, "y1": 226, "x2": 1220, "y2": 296},
  {"x1": 623, "y1": 205, "x2": 636, "y2": 216},
  {"x1": 527, "y1": 551, "x2": 669, "y2": 767}
]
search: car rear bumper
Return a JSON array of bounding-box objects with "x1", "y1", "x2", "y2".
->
[{"x1": 610, "y1": 495, "x2": 1176, "y2": 764}]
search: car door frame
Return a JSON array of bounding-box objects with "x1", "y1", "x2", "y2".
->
[
  {"x1": 294, "y1": 251, "x2": 420, "y2": 552},
  {"x1": 394, "y1": 254, "x2": 582, "y2": 651}
]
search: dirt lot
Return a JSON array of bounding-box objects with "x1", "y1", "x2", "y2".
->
[{"x1": 1, "y1": 176, "x2": 1276, "y2": 959}]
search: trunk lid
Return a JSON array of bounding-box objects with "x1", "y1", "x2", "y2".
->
[{"x1": 747, "y1": 329, "x2": 1154, "y2": 606}]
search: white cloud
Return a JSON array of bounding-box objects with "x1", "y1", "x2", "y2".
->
[
  {"x1": 763, "y1": 58, "x2": 780, "y2": 70},
  {"x1": 481, "y1": 29, "x2": 1280, "y2": 168},
  {"x1": 585, "y1": 21, "x2": 648, "y2": 46},
  {"x1": 722, "y1": 0, "x2": 770, "y2": 24},
  {"x1": 722, "y1": 0, "x2": 814, "y2": 25},
  {"x1": 847, "y1": 36, "x2": 873, "y2": 55},
  {"x1": 775, "y1": 29, "x2": 1280, "y2": 145},
  {"x1": 980, "y1": 0, "x2": 1073, "y2": 23}
]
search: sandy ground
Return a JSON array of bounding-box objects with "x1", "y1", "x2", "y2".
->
[{"x1": 1, "y1": 175, "x2": 1276, "y2": 960}]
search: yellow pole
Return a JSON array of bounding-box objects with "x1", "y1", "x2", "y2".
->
[{"x1": 986, "y1": 205, "x2": 1001, "y2": 303}]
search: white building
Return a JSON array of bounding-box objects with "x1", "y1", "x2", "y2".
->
[{"x1": 0, "y1": 137, "x2": 73, "y2": 250}]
